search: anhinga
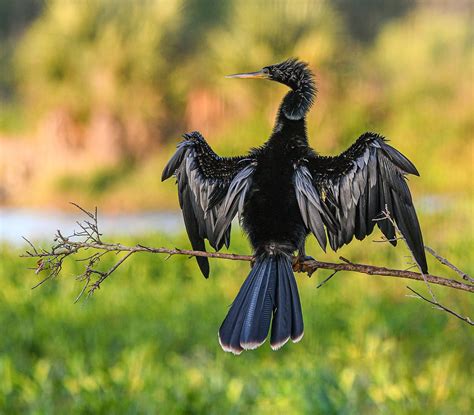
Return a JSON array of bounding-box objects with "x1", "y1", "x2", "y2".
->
[{"x1": 162, "y1": 58, "x2": 427, "y2": 354}]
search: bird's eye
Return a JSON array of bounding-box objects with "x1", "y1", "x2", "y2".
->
[{"x1": 262, "y1": 67, "x2": 270, "y2": 75}]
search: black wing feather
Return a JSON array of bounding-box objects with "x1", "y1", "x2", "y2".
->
[
  {"x1": 181, "y1": 185, "x2": 210, "y2": 277},
  {"x1": 162, "y1": 131, "x2": 255, "y2": 277},
  {"x1": 297, "y1": 132, "x2": 428, "y2": 273}
]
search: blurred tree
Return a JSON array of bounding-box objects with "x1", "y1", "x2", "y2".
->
[
  {"x1": 15, "y1": 0, "x2": 181, "y2": 155},
  {"x1": 1, "y1": 0, "x2": 471, "y2": 209},
  {"x1": 14, "y1": 0, "x2": 237, "y2": 153},
  {"x1": 0, "y1": 0, "x2": 43, "y2": 38},
  {"x1": 363, "y1": 10, "x2": 474, "y2": 192},
  {"x1": 166, "y1": 0, "x2": 230, "y2": 59},
  {"x1": 332, "y1": 0, "x2": 414, "y2": 43},
  {"x1": 13, "y1": 0, "x2": 352, "y2": 153},
  {"x1": 205, "y1": 1, "x2": 348, "y2": 120},
  {"x1": 0, "y1": 0, "x2": 43, "y2": 99}
]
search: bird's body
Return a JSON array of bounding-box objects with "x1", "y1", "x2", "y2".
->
[
  {"x1": 243, "y1": 116, "x2": 309, "y2": 255},
  {"x1": 162, "y1": 58, "x2": 427, "y2": 354}
]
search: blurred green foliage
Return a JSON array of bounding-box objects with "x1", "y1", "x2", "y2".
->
[
  {"x1": 15, "y1": 0, "x2": 183, "y2": 132},
  {"x1": 11, "y1": 0, "x2": 345, "y2": 135},
  {"x1": 1, "y1": 219, "x2": 473, "y2": 413},
  {"x1": 0, "y1": 0, "x2": 41, "y2": 98},
  {"x1": 57, "y1": 159, "x2": 136, "y2": 196},
  {"x1": 0, "y1": 1, "x2": 472, "y2": 209}
]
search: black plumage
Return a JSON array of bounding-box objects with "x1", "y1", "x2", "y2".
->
[
  {"x1": 161, "y1": 132, "x2": 251, "y2": 277},
  {"x1": 162, "y1": 58, "x2": 427, "y2": 354}
]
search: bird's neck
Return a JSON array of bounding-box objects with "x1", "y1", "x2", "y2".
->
[
  {"x1": 268, "y1": 68, "x2": 315, "y2": 148},
  {"x1": 269, "y1": 111, "x2": 308, "y2": 149},
  {"x1": 279, "y1": 78, "x2": 315, "y2": 121},
  {"x1": 269, "y1": 87, "x2": 314, "y2": 147}
]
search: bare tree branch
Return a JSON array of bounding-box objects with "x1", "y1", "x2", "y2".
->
[
  {"x1": 378, "y1": 208, "x2": 473, "y2": 326},
  {"x1": 21, "y1": 205, "x2": 473, "y2": 324}
]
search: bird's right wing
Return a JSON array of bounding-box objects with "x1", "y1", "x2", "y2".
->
[
  {"x1": 162, "y1": 131, "x2": 256, "y2": 277},
  {"x1": 294, "y1": 132, "x2": 428, "y2": 273}
]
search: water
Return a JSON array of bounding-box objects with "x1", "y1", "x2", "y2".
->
[
  {"x1": 0, "y1": 195, "x2": 451, "y2": 246},
  {"x1": 0, "y1": 208, "x2": 182, "y2": 245}
]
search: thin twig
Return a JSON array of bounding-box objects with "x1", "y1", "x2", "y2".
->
[
  {"x1": 70, "y1": 202, "x2": 95, "y2": 220},
  {"x1": 425, "y1": 245, "x2": 474, "y2": 284},
  {"x1": 339, "y1": 256, "x2": 354, "y2": 265},
  {"x1": 22, "y1": 236, "x2": 38, "y2": 255},
  {"x1": 380, "y1": 209, "x2": 437, "y2": 302},
  {"x1": 406, "y1": 286, "x2": 473, "y2": 326},
  {"x1": 88, "y1": 251, "x2": 134, "y2": 296},
  {"x1": 317, "y1": 270, "x2": 339, "y2": 289},
  {"x1": 379, "y1": 208, "x2": 473, "y2": 326}
]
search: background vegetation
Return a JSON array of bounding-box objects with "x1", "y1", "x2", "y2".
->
[
  {"x1": 2, "y1": 223, "x2": 473, "y2": 414},
  {"x1": 0, "y1": 0, "x2": 472, "y2": 209},
  {"x1": 0, "y1": 0, "x2": 472, "y2": 413}
]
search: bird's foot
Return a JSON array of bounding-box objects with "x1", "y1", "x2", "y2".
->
[{"x1": 293, "y1": 254, "x2": 316, "y2": 275}]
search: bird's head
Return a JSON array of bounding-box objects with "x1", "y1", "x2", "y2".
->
[
  {"x1": 226, "y1": 58, "x2": 313, "y2": 88},
  {"x1": 226, "y1": 58, "x2": 316, "y2": 120}
]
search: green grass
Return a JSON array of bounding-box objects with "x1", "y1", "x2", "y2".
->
[{"x1": 1, "y1": 222, "x2": 473, "y2": 414}]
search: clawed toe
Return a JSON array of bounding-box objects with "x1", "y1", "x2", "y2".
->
[{"x1": 293, "y1": 254, "x2": 316, "y2": 272}]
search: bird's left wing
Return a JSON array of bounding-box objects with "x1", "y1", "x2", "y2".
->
[
  {"x1": 294, "y1": 132, "x2": 428, "y2": 273},
  {"x1": 162, "y1": 131, "x2": 256, "y2": 277}
]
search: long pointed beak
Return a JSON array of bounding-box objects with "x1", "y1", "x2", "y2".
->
[{"x1": 225, "y1": 69, "x2": 269, "y2": 79}]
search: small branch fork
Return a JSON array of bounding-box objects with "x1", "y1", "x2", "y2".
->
[
  {"x1": 21, "y1": 204, "x2": 473, "y2": 324},
  {"x1": 376, "y1": 209, "x2": 473, "y2": 326}
]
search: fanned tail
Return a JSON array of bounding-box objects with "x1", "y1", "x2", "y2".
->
[{"x1": 218, "y1": 253, "x2": 304, "y2": 355}]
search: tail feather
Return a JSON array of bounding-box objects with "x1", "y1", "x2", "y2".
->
[
  {"x1": 218, "y1": 254, "x2": 304, "y2": 354},
  {"x1": 219, "y1": 261, "x2": 263, "y2": 354},
  {"x1": 241, "y1": 259, "x2": 276, "y2": 349},
  {"x1": 226, "y1": 261, "x2": 266, "y2": 354},
  {"x1": 270, "y1": 259, "x2": 292, "y2": 350},
  {"x1": 286, "y1": 258, "x2": 304, "y2": 342}
]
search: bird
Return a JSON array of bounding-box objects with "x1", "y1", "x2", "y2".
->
[{"x1": 162, "y1": 58, "x2": 428, "y2": 355}]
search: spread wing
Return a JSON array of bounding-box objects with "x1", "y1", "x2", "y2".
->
[
  {"x1": 162, "y1": 131, "x2": 255, "y2": 277},
  {"x1": 294, "y1": 132, "x2": 428, "y2": 273}
]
